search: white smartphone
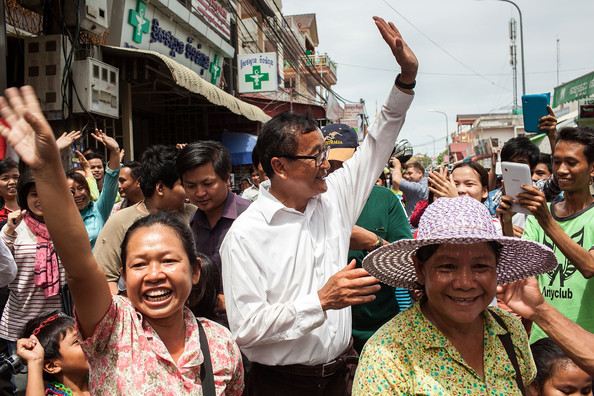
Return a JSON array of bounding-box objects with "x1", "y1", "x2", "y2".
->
[{"x1": 501, "y1": 161, "x2": 532, "y2": 215}]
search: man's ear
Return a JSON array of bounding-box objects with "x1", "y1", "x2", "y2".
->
[
  {"x1": 44, "y1": 359, "x2": 62, "y2": 376},
  {"x1": 155, "y1": 181, "x2": 165, "y2": 197},
  {"x1": 270, "y1": 157, "x2": 289, "y2": 180}
]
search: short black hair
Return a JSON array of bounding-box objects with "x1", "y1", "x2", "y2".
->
[
  {"x1": 176, "y1": 141, "x2": 231, "y2": 182},
  {"x1": 66, "y1": 170, "x2": 90, "y2": 195},
  {"x1": 415, "y1": 242, "x2": 502, "y2": 263},
  {"x1": 556, "y1": 126, "x2": 594, "y2": 163},
  {"x1": 139, "y1": 145, "x2": 180, "y2": 199},
  {"x1": 530, "y1": 338, "x2": 574, "y2": 393},
  {"x1": 500, "y1": 136, "x2": 540, "y2": 169},
  {"x1": 16, "y1": 171, "x2": 36, "y2": 213},
  {"x1": 85, "y1": 152, "x2": 104, "y2": 163},
  {"x1": 452, "y1": 161, "x2": 489, "y2": 189},
  {"x1": 0, "y1": 158, "x2": 18, "y2": 175},
  {"x1": 120, "y1": 212, "x2": 198, "y2": 276},
  {"x1": 257, "y1": 112, "x2": 318, "y2": 178},
  {"x1": 122, "y1": 161, "x2": 142, "y2": 180},
  {"x1": 536, "y1": 153, "x2": 553, "y2": 173},
  {"x1": 21, "y1": 311, "x2": 75, "y2": 381}
]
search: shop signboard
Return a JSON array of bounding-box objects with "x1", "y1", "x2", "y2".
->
[
  {"x1": 119, "y1": 0, "x2": 224, "y2": 85},
  {"x1": 190, "y1": 0, "x2": 231, "y2": 42},
  {"x1": 553, "y1": 71, "x2": 594, "y2": 107},
  {"x1": 237, "y1": 52, "x2": 278, "y2": 93}
]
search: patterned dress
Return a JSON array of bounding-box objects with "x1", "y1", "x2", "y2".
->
[
  {"x1": 353, "y1": 303, "x2": 536, "y2": 395},
  {"x1": 80, "y1": 295, "x2": 244, "y2": 395}
]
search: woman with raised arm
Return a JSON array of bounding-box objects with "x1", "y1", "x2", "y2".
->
[
  {"x1": 65, "y1": 130, "x2": 120, "y2": 248},
  {"x1": 0, "y1": 86, "x2": 243, "y2": 395}
]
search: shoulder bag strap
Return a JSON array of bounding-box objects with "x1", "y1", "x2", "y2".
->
[
  {"x1": 197, "y1": 320, "x2": 216, "y2": 396},
  {"x1": 489, "y1": 310, "x2": 525, "y2": 396}
]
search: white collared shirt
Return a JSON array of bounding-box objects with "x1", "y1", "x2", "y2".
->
[{"x1": 220, "y1": 86, "x2": 413, "y2": 365}]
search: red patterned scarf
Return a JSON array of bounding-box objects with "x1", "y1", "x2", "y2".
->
[{"x1": 23, "y1": 213, "x2": 60, "y2": 298}]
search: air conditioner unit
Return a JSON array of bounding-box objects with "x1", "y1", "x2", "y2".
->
[
  {"x1": 72, "y1": 58, "x2": 119, "y2": 118},
  {"x1": 24, "y1": 35, "x2": 70, "y2": 115},
  {"x1": 65, "y1": 0, "x2": 109, "y2": 34}
]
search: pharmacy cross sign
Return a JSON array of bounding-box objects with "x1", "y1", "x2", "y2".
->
[
  {"x1": 244, "y1": 65, "x2": 269, "y2": 90},
  {"x1": 129, "y1": 0, "x2": 151, "y2": 44},
  {"x1": 209, "y1": 54, "x2": 221, "y2": 84}
]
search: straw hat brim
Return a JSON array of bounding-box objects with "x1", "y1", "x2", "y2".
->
[{"x1": 362, "y1": 236, "x2": 558, "y2": 289}]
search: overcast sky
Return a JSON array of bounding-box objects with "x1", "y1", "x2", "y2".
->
[{"x1": 282, "y1": 0, "x2": 594, "y2": 157}]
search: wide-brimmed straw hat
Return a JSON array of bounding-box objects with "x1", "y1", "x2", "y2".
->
[{"x1": 363, "y1": 196, "x2": 557, "y2": 289}]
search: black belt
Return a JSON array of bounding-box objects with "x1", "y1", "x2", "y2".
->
[{"x1": 254, "y1": 343, "x2": 359, "y2": 378}]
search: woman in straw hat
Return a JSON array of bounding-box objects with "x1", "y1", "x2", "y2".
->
[{"x1": 352, "y1": 196, "x2": 557, "y2": 395}]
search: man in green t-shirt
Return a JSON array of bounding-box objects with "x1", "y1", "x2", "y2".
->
[
  {"x1": 322, "y1": 123, "x2": 413, "y2": 352},
  {"x1": 523, "y1": 205, "x2": 594, "y2": 341},
  {"x1": 500, "y1": 126, "x2": 594, "y2": 342}
]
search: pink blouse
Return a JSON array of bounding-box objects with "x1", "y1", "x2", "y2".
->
[{"x1": 80, "y1": 296, "x2": 244, "y2": 395}]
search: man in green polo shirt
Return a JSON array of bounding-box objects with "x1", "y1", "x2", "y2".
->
[{"x1": 322, "y1": 123, "x2": 413, "y2": 352}]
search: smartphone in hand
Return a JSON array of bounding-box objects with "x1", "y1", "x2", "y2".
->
[
  {"x1": 522, "y1": 93, "x2": 550, "y2": 133},
  {"x1": 501, "y1": 162, "x2": 532, "y2": 215}
]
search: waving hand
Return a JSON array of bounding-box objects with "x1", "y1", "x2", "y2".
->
[{"x1": 0, "y1": 86, "x2": 60, "y2": 169}]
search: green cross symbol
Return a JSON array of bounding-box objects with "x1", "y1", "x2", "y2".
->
[
  {"x1": 209, "y1": 54, "x2": 222, "y2": 84},
  {"x1": 129, "y1": 0, "x2": 150, "y2": 44},
  {"x1": 245, "y1": 65, "x2": 269, "y2": 90}
]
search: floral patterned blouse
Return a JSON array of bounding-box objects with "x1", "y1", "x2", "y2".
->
[
  {"x1": 353, "y1": 303, "x2": 535, "y2": 395},
  {"x1": 80, "y1": 296, "x2": 244, "y2": 395}
]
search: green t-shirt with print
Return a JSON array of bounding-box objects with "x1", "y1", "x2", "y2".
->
[{"x1": 523, "y1": 202, "x2": 594, "y2": 342}]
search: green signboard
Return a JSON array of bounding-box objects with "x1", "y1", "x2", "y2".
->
[{"x1": 553, "y1": 71, "x2": 594, "y2": 107}]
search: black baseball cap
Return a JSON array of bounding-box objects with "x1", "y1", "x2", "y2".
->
[{"x1": 321, "y1": 124, "x2": 359, "y2": 162}]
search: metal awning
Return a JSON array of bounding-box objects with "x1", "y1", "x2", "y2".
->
[{"x1": 103, "y1": 46, "x2": 271, "y2": 124}]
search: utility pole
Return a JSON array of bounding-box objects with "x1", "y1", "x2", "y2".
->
[
  {"x1": 0, "y1": 2, "x2": 7, "y2": 91},
  {"x1": 556, "y1": 38, "x2": 560, "y2": 86},
  {"x1": 509, "y1": 18, "x2": 518, "y2": 113}
]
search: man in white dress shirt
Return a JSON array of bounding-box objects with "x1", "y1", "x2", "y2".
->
[{"x1": 221, "y1": 16, "x2": 418, "y2": 395}]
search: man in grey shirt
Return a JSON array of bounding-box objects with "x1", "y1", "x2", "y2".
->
[{"x1": 391, "y1": 159, "x2": 428, "y2": 216}]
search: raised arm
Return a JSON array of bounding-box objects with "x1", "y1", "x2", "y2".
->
[
  {"x1": 0, "y1": 86, "x2": 112, "y2": 338},
  {"x1": 91, "y1": 131, "x2": 120, "y2": 219},
  {"x1": 498, "y1": 278, "x2": 594, "y2": 376},
  {"x1": 517, "y1": 185, "x2": 594, "y2": 278}
]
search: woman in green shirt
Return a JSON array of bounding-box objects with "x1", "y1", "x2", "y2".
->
[{"x1": 353, "y1": 196, "x2": 557, "y2": 395}]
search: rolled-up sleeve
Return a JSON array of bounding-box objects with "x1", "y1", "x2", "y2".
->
[{"x1": 327, "y1": 86, "x2": 414, "y2": 232}]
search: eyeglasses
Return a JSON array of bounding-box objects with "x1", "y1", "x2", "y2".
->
[{"x1": 277, "y1": 146, "x2": 330, "y2": 167}]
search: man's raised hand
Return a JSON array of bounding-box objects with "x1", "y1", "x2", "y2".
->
[{"x1": 373, "y1": 16, "x2": 418, "y2": 84}]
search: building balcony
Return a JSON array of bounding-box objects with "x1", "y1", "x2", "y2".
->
[{"x1": 284, "y1": 53, "x2": 337, "y2": 86}]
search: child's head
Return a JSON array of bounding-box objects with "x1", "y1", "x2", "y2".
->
[
  {"x1": 120, "y1": 212, "x2": 201, "y2": 322},
  {"x1": 22, "y1": 312, "x2": 88, "y2": 381},
  {"x1": 529, "y1": 338, "x2": 592, "y2": 396}
]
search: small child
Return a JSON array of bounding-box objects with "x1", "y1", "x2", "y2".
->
[
  {"x1": 16, "y1": 312, "x2": 89, "y2": 396},
  {"x1": 529, "y1": 338, "x2": 592, "y2": 396}
]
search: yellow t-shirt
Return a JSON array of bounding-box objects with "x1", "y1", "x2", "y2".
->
[{"x1": 353, "y1": 303, "x2": 535, "y2": 395}]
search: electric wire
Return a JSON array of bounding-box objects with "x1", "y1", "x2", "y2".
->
[{"x1": 379, "y1": 0, "x2": 510, "y2": 91}]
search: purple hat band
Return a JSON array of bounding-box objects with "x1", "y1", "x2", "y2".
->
[
  {"x1": 363, "y1": 196, "x2": 558, "y2": 289},
  {"x1": 417, "y1": 196, "x2": 498, "y2": 240}
]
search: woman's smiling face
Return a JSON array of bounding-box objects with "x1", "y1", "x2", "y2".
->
[
  {"x1": 123, "y1": 224, "x2": 200, "y2": 323},
  {"x1": 415, "y1": 242, "x2": 497, "y2": 329}
]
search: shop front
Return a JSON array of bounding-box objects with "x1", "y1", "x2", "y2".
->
[{"x1": 104, "y1": 0, "x2": 269, "y2": 159}]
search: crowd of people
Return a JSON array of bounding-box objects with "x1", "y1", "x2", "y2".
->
[{"x1": 0, "y1": 15, "x2": 590, "y2": 396}]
